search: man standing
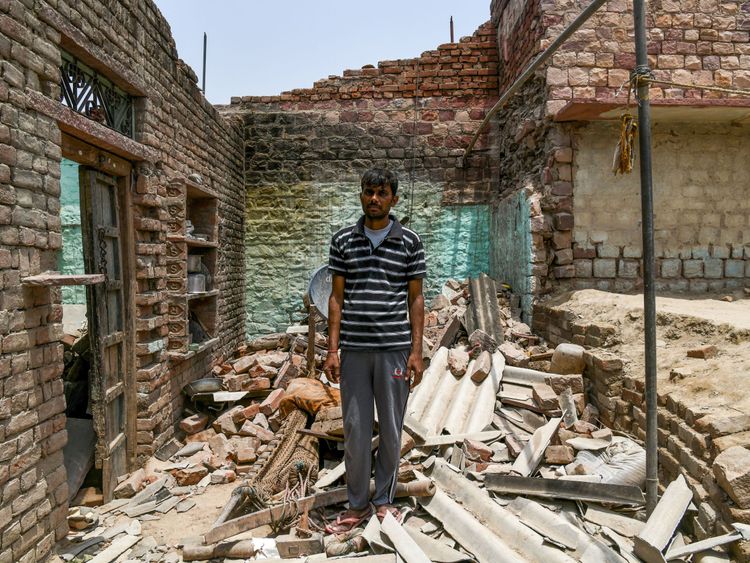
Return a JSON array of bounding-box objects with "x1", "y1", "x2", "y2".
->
[{"x1": 323, "y1": 168, "x2": 426, "y2": 532}]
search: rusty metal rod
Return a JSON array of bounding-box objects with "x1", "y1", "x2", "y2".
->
[{"x1": 459, "y1": 0, "x2": 609, "y2": 167}]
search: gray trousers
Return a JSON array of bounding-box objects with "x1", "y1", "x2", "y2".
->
[{"x1": 340, "y1": 348, "x2": 411, "y2": 509}]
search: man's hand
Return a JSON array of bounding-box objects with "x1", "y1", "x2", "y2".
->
[
  {"x1": 406, "y1": 352, "x2": 424, "y2": 390},
  {"x1": 323, "y1": 352, "x2": 341, "y2": 383}
]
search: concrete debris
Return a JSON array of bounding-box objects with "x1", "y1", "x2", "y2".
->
[
  {"x1": 63, "y1": 275, "x2": 712, "y2": 563},
  {"x1": 712, "y1": 446, "x2": 750, "y2": 509},
  {"x1": 634, "y1": 474, "x2": 693, "y2": 563},
  {"x1": 549, "y1": 343, "x2": 586, "y2": 374}
]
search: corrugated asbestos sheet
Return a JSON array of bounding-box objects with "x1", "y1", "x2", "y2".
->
[{"x1": 406, "y1": 347, "x2": 504, "y2": 436}]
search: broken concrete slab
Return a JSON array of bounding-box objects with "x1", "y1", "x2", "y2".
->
[
  {"x1": 695, "y1": 414, "x2": 750, "y2": 438},
  {"x1": 634, "y1": 474, "x2": 693, "y2": 562},
  {"x1": 380, "y1": 511, "x2": 431, "y2": 563},
  {"x1": 485, "y1": 474, "x2": 645, "y2": 506},
  {"x1": 713, "y1": 446, "x2": 750, "y2": 509},
  {"x1": 511, "y1": 417, "x2": 561, "y2": 477}
]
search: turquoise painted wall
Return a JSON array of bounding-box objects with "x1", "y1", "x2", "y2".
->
[
  {"x1": 490, "y1": 190, "x2": 533, "y2": 321},
  {"x1": 59, "y1": 159, "x2": 86, "y2": 304},
  {"x1": 244, "y1": 182, "x2": 490, "y2": 336}
]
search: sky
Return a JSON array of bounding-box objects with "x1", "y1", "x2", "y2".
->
[{"x1": 152, "y1": 1, "x2": 492, "y2": 105}]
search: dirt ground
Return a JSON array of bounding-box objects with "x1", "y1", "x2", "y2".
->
[{"x1": 548, "y1": 288, "x2": 750, "y2": 418}]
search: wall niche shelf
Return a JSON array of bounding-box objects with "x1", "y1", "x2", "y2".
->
[{"x1": 165, "y1": 177, "x2": 219, "y2": 359}]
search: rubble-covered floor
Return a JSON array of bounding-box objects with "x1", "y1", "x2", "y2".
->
[
  {"x1": 546, "y1": 289, "x2": 750, "y2": 423},
  {"x1": 52, "y1": 280, "x2": 750, "y2": 563}
]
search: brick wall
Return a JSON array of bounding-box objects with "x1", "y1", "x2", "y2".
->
[
  {"x1": 222, "y1": 23, "x2": 502, "y2": 335},
  {"x1": 534, "y1": 300, "x2": 750, "y2": 556},
  {"x1": 543, "y1": 0, "x2": 750, "y2": 115},
  {"x1": 489, "y1": 0, "x2": 750, "y2": 304},
  {"x1": 0, "y1": 1, "x2": 245, "y2": 560},
  {"x1": 491, "y1": 0, "x2": 544, "y2": 91},
  {"x1": 569, "y1": 121, "x2": 750, "y2": 292}
]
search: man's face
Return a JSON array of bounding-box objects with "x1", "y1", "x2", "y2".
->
[{"x1": 360, "y1": 183, "x2": 398, "y2": 221}]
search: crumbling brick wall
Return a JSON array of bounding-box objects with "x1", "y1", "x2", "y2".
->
[
  {"x1": 570, "y1": 121, "x2": 750, "y2": 292},
  {"x1": 490, "y1": 0, "x2": 750, "y2": 307},
  {"x1": 0, "y1": 1, "x2": 245, "y2": 559},
  {"x1": 222, "y1": 23, "x2": 502, "y2": 335},
  {"x1": 534, "y1": 299, "x2": 750, "y2": 554}
]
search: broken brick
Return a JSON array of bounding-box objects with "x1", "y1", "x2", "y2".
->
[
  {"x1": 179, "y1": 413, "x2": 209, "y2": 435},
  {"x1": 260, "y1": 388, "x2": 285, "y2": 416},
  {"x1": 186, "y1": 428, "x2": 217, "y2": 443},
  {"x1": 532, "y1": 383, "x2": 560, "y2": 412},
  {"x1": 210, "y1": 469, "x2": 237, "y2": 484},
  {"x1": 239, "y1": 421, "x2": 275, "y2": 442},
  {"x1": 463, "y1": 438, "x2": 493, "y2": 462},
  {"x1": 242, "y1": 403, "x2": 260, "y2": 420},
  {"x1": 113, "y1": 468, "x2": 146, "y2": 499},
  {"x1": 173, "y1": 466, "x2": 209, "y2": 486},
  {"x1": 687, "y1": 345, "x2": 718, "y2": 359},
  {"x1": 545, "y1": 373, "x2": 584, "y2": 395},
  {"x1": 232, "y1": 354, "x2": 257, "y2": 374},
  {"x1": 544, "y1": 445, "x2": 575, "y2": 465}
]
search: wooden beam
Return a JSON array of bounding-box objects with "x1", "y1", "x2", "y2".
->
[{"x1": 205, "y1": 479, "x2": 434, "y2": 544}]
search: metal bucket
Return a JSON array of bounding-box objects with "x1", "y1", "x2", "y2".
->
[
  {"x1": 308, "y1": 265, "x2": 332, "y2": 319},
  {"x1": 188, "y1": 273, "x2": 206, "y2": 293}
]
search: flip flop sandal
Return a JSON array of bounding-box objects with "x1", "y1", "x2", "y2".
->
[
  {"x1": 375, "y1": 504, "x2": 403, "y2": 524},
  {"x1": 325, "y1": 507, "x2": 373, "y2": 534}
]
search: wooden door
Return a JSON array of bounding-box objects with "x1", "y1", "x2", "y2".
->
[{"x1": 80, "y1": 168, "x2": 128, "y2": 501}]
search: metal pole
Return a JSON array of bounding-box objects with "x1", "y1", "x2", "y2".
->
[
  {"x1": 632, "y1": 0, "x2": 659, "y2": 515},
  {"x1": 460, "y1": 0, "x2": 608, "y2": 166},
  {"x1": 202, "y1": 32, "x2": 207, "y2": 95},
  {"x1": 450, "y1": 16, "x2": 454, "y2": 43}
]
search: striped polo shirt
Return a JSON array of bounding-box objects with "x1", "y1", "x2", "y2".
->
[{"x1": 329, "y1": 215, "x2": 426, "y2": 351}]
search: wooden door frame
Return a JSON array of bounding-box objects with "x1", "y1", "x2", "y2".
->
[{"x1": 61, "y1": 132, "x2": 138, "y2": 474}]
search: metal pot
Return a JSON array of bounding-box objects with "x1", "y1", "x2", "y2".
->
[{"x1": 188, "y1": 273, "x2": 206, "y2": 293}]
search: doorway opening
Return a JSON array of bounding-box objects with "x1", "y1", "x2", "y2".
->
[{"x1": 58, "y1": 137, "x2": 136, "y2": 505}]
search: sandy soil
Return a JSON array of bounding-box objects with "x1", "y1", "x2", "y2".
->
[{"x1": 546, "y1": 289, "x2": 750, "y2": 417}]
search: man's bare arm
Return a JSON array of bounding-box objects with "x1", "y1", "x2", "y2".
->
[
  {"x1": 323, "y1": 274, "x2": 346, "y2": 382},
  {"x1": 406, "y1": 278, "x2": 425, "y2": 388}
]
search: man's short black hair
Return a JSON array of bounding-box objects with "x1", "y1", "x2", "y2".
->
[{"x1": 361, "y1": 168, "x2": 398, "y2": 196}]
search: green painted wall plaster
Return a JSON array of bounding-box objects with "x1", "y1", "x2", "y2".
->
[
  {"x1": 490, "y1": 190, "x2": 533, "y2": 322},
  {"x1": 244, "y1": 182, "x2": 489, "y2": 336},
  {"x1": 59, "y1": 158, "x2": 86, "y2": 304}
]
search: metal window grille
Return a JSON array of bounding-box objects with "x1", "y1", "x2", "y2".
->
[{"x1": 59, "y1": 51, "x2": 135, "y2": 138}]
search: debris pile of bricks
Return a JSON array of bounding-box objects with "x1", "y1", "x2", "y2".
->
[{"x1": 56, "y1": 273, "x2": 750, "y2": 562}]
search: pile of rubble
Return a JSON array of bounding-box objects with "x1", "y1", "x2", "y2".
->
[{"x1": 57, "y1": 273, "x2": 749, "y2": 562}]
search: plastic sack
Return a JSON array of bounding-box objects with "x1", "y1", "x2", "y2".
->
[
  {"x1": 279, "y1": 377, "x2": 341, "y2": 417},
  {"x1": 565, "y1": 436, "x2": 646, "y2": 488}
]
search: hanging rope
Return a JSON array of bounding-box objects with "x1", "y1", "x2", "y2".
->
[
  {"x1": 612, "y1": 75, "x2": 638, "y2": 175},
  {"x1": 610, "y1": 73, "x2": 750, "y2": 175}
]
